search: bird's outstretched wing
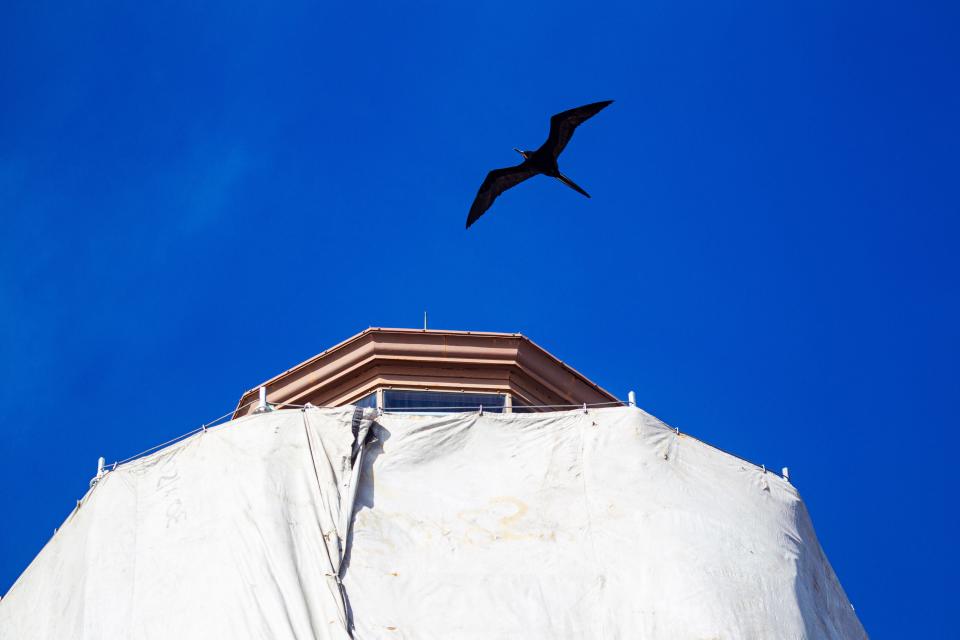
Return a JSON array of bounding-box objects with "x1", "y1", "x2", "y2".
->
[
  {"x1": 466, "y1": 164, "x2": 538, "y2": 228},
  {"x1": 543, "y1": 100, "x2": 613, "y2": 158}
]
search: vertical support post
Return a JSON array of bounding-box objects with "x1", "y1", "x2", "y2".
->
[
  {"x1": 255, "y1": 386, "x2": 271, "y2": 413},
  {"x1": 376, "y1": 388, "x2": 385, "y2": 413},
  {"x1": 782, "y1": 467, "x2": 790, "y2": 482},
  {"x1": 503, "y1": 393, "x2": 513, "y2": 414},
  {"x1": 90, "y1": 456, "x2": 107, "y2": 488},
  {"x1": 627, "y1": 390, "x2": 636, "y2": 407}
]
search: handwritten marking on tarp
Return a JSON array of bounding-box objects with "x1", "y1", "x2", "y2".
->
[{"x1": 156, "y1": 452, "x2": 186, "y2": 528}]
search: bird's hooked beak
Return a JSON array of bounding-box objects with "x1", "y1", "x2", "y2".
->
[{"x1": 513, "y1": 148, "x2": 528, "y2": 159}]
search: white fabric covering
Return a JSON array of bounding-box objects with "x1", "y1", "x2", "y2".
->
[
  {"x1": 0, "y1": 406, "x2": 866, "y2": 639},
  {"x1": 0, "y1": 407, "x2": 368, "y2": 640}
]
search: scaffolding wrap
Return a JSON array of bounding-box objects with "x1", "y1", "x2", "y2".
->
[{"x1": 0, "y1": 406, "x2": 865, "y2": 639}]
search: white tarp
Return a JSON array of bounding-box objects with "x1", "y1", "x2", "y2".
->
[
  {"x1": 0, "y1": 406, "x2": 866, "y2": 639},
  {"x1": 0, "y1": 407, "x2": 374, "y2": 640}
]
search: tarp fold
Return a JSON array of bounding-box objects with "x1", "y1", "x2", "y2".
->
[{"x1": 0, "y1": 406, "x2": 866, "y2": 639}]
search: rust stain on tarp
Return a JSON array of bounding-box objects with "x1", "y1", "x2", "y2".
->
[{"x1": 456, "y1": 496, "x2": 555, "y2": 543}]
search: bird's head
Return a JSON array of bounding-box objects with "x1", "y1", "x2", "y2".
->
[{"x1": 513, "y1": 148, "x2": 531, "y2": 159}]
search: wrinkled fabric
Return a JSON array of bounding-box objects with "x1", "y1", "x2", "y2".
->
[
  {"x1": 0, "y1": 407, "x2": 373, "y2": 640},
  {"x1": 344, "y1": 408, "x2": 866, "y2": 639},
  {"x1": 1, "y1": 406, "x2": 866, "y2": 639}
]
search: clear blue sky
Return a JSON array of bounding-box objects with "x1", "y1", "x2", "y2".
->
[{"x1": 1, "y1": 1, "x2": 956, "y2": 636}]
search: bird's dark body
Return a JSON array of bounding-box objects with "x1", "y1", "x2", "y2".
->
[
  {"x1": 466, "y1": 100, "x2": 613, "y2": 228},
  {"x1": 519, "y1": 150, "x2": 559, "y2": 176}
]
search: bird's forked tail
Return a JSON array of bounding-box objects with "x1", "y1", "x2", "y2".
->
[{"x1": 556, "y1": 172, "x2": 591, "y2": 198}]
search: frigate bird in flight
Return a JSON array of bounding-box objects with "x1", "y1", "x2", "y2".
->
[{"x1": 465, "y1": 100, "x2": 613, "y2": 228}]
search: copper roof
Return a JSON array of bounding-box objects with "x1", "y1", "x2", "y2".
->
[{"x1": 233, "y1": 328, "x2": 618, "y2": 417}]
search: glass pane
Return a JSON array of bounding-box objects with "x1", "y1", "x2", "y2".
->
[
  {"x1": 354, "y1": 392, "x2": 378, "y2": 409},
  {"x1": 383, "y1": 390, "x2": 504, "y2": 413}
]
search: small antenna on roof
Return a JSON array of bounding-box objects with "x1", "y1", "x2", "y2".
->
[{"x1": 424, "y1": 311, "x2": 428, "y2": 331}]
